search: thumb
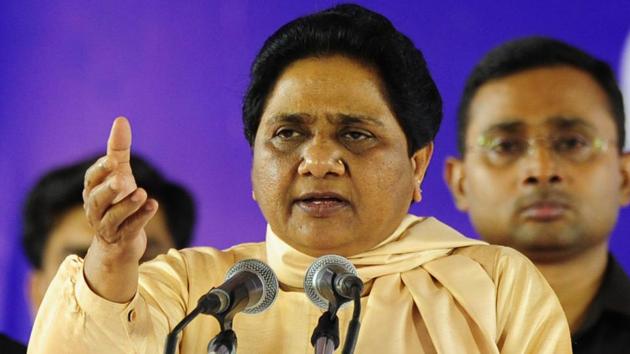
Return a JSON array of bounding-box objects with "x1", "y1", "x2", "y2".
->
[
  {"x1": 107, "y1": 117, "x2": 136, "y2": 203},
  {"x1": 107, "y1": 116, "x2": 132, "y2": 164}
]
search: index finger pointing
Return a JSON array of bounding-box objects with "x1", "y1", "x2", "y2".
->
[{"x1": 107, "y1": 116, "x2": 132, "y2": 163}]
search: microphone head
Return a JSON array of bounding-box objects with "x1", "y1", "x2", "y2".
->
[
  {"x1": 224, "y1": 259, "x2": 278, "y2": 314},
  {"x1": 304, "y1": 255, "x2": 358, "y2": 309}
]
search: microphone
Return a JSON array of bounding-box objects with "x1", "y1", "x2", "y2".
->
[
  {"x1": 198, "y1": 258, "x2": 279, "y2": 315},
  {"x1": 304, "y1": 254, "x2": 363, "y2": 310},
  {"x1": 304, "y1": 255, "x2": 364, "y2": 354},
  {"x1": 164, "y1": 259, "x2": 278, "y2": 354}
]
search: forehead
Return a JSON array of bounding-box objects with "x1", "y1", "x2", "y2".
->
[
  {"x1": 48, "y1": 207, "x2": 92, "y2": 246},
  {"x1": 466, "y1": 66, "x2": 616, "y2": 136},
  {"x1": 43, "y1": 206, "x2": 93, "y2": 270},
  {"x1": 261, "y1": 55, "x2": 394, "y2": 123}
]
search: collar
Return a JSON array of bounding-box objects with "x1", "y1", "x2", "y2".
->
[{"x1": 574, "y1": 254, "x2": 630, "y2": 336}]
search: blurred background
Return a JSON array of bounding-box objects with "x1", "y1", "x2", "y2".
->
[{"x1": 1, "y1": 0, "x2": 629, "y2": 344}]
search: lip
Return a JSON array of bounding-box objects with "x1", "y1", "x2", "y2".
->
[
  {"x1": 520, "y1": 200, "x2": 569, "y2": 222},
  {"x1": 294, "y1": 192, "x2": 350, "y2": 218}
]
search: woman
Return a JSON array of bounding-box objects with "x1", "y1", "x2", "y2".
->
[{"x1": 28, "y1": 4, "x2": 571, "y2": 353}]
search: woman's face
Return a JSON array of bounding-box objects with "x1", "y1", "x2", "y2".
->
[{"x1": 252, "y1": 55, "x2": 432, "y2": 257}]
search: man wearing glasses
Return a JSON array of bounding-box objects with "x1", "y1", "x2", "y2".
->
[{"x1": 444, "y1": 37, "x2": 630, "y2": 353}]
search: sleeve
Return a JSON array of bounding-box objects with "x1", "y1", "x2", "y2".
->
[
  {"x1": 491, "y1": 246, "x2": 573, "y2": 354},
  {"x1": 27, "y1": 249, "x2": 193, "y2": 354}
]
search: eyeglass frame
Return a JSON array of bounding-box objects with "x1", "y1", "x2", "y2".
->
[{"x1": 468, "y1": 132, "x2": 611, "y2": 166}]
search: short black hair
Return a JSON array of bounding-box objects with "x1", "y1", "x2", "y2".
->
[
  {"x1": 22, "y1": 154, "x2": 196, "y2": 269},
  {"x1": 457, "y1": 36, "x2": 626, "y2": 154},
  {"x1": 243, "y1": 3, "x2": 442, "y2": 155}
]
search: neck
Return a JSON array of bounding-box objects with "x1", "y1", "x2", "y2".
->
[{"x1": 531, "y1": 242, "x2": 608, "y2": 334}]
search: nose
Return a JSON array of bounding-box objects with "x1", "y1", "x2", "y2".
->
[
  {"x1": 521, "y1": 143, "x2": 563, "y2": 186},
  {"x1": 297, "y1": 137, "x2": 345, "y2": 178}
]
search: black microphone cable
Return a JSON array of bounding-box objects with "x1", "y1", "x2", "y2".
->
[{"x1": 341, "y1": 284, "x2": 362, "y2": 354}]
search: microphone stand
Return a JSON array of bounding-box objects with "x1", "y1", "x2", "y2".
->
[
  {"x1": 164, "y1": 289, "x2": 238, "y2": 354},
  {"x1": 206, "y1": 302, "x2": 241, "y2": 354},
  {"x1": 164, "y1": 292, "x2": 224, "y2": 354},
  {"x1": 310, "y1": 278, "x2": 363, "y2": 354},
  {"x1": 206, "y1": 284, "x2": 252, "y2": 354},
  {"x1": 207, "y1": 329, "x2": 237, "y2": 354},
  {"x1": 311, "y1": 282, "x2": 343, "y2": 354},
  {"x1": 311, "y1": 310, "x2": 340, "y2": 354}
]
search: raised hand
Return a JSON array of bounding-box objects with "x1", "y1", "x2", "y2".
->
[{"x1": 82, "y1": 117, "x2": 159, "y2": 302}]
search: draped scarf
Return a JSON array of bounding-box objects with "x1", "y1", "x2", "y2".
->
[{"x1": 265, "y1": 215, "x2": 506, "y2": 353}]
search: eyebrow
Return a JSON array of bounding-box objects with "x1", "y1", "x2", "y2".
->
[
  {"x1": 332, "y1": 113, "x2": 384, "y2": 127},
  {"x1": 482, "y1": 116, "x2": 597, "y2": 135},
  {"x1": 546, "y1": 116, "x2": 597, "y2": 130},
  {"x1": 482, "y1": 120, "x2": 525, "y2": 135},
  {"x1": 266, "y1": 113, "x2": 315, "y2": 125},
  {"x1": 267, "y1": 112, "x2": 385, "y2": 128}
]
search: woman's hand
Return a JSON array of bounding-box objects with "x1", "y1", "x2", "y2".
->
[{"x1": 82, "y1": 117, "x2": 159, "y2": 303}]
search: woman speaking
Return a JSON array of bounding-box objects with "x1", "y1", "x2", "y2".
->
[{"x1": 28, "y1": 4, "x2": 571, "y2": 353}]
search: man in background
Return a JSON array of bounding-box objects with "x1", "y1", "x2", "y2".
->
[
  {"x1": 0, "y1": 333, "x2": 26, "y2": 354},
  {"x1": 22, "y1": 154, "x2": 196, "y2": 312},
  {"x1": 445, "y1": 37, "x2": 630, "y2": 353}
]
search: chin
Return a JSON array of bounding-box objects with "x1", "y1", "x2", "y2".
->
[
  {"x1": 521, "y1": 246, "x2": 585, "y2": 264},
  {"x1": 289, "y1": 218, "x2": 346, "y2": 238},
  {"x1": 292, "y1": 233, "x2": 356, "y2": 257},
  {"x1": 514, "y1": 229, "x2": 583, "y2": 256}
]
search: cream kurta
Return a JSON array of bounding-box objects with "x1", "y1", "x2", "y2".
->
[{"x1": 28, "y1": 216, "x2": 572, "y2": 353}]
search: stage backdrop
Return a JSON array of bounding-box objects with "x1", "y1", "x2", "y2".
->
[{"x1": 1, "y1": 0, "x2": 629, "y2": 344}]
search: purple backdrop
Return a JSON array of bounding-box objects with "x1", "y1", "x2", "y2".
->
[{"x1": 1, "y1": 0, "x2": 629, "y2": 344}]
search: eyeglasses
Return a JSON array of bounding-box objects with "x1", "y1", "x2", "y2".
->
[{"x1": 472, "y1": 132, "x2": 610, "y2": 166}]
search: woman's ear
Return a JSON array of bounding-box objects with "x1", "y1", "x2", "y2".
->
[
  {"x1": 28, "y1": 271, "x2": 45, "y2": 315},
  {"x1": 410, "y1": 143, "x2": 434, "y2": 203},
  {"x1": 444, "y1": 157, "x2": 469, "y2": 211}
]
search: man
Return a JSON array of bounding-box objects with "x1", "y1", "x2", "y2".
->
[
  {"x1": 0, "y1": 333, "x2": 26, "y2": 354},
  {"x1": 23, "y1": 154, "x2": 196, "y2": 312},
  {"x1": 445, "y1": 36, "x2": 630, "y2": 353}
]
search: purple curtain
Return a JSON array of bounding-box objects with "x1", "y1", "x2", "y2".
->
[{"x1": 1, "y1": 0, "x2": 629, "y2": 343}]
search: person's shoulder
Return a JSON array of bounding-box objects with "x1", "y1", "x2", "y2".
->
[
  {"x1": 452, "y1": 244, "x2": 540, "y2": 281},
  {"x1": 148, "y1": 242, "x2": 267, "y2": 274},
  {"x1": 597, "y1": 254, "x2": 630, "y2": 320},
  {"x1": 176, "y1": 242, "x2": 266, "y2": 261},
  {"x1": 607, "y1": 255, "x2": 630, "y2": 289},
  {"x1": 138, "y1": 243, "x2": 267, "y2": 289},
  {"x1": 453, "y1": 243, "x2": 530, "y2": 262}
]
